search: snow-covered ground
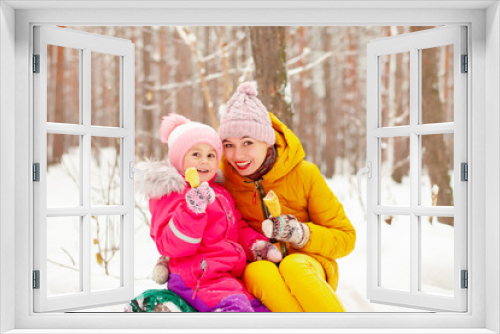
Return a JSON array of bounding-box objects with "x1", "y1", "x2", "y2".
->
[{"x1": 45, "y1": 150, "x2": 454, "y2": 313}]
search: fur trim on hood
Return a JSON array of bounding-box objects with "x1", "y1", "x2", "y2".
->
[{"x1": 136, "y1": 160, "x2": 186, "y2": 199}]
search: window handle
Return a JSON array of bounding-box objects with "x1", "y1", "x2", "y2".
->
[
  {"x1": 356, "y1": 162, "x2": 372, "y2": 195},
  {"x1": 129, "y1": 161, "x2": 144, "y2": 194}
]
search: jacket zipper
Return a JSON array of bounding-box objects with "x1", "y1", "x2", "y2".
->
[
  {"x1": 192, "y1": 259, "x2": 207, "y2": 300},
  {"x1": 215, "y1": 194, "x2": 245, "y2": 259},
  {"x1": 252, "y1": 179, "x2": 288, "y2": 257}
]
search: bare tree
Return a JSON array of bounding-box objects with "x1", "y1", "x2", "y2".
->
[{"x1": 249, "y1": 26, "x2": 293, "y2": 128}]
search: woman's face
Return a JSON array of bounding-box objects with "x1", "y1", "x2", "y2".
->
[{"x1": 223, "y1": 137, "x2": 270, "y2": 176}]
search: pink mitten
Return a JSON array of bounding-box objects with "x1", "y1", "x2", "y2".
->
[
  {"x1": 185, "y1": 182, "x2": 215, "y2": 214},
  {"x1": 250, "y1": 240, "x2": 283, "y2": 263}
]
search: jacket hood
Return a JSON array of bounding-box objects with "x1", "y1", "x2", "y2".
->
[
  {"x1": 137, "y1": 160, "x2": 186, "y2": 199},
  {"x1": 221, "y1": 112, "x2": 305, "y2": 185},
  {"x1": 138, "y1": 159, "x2": 226, "y2": 199}
]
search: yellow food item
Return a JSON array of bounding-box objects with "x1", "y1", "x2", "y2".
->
[
  {"x1": 185, "y1": 167, "x2": 200, "y2": 188},
  {"x1": 263, "y1": 190, "x2": 281, "y2": 217}
]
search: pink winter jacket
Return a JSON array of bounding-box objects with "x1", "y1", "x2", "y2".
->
[{"x1": 141, "y1": 161, "x2": 268, "y2": 286}]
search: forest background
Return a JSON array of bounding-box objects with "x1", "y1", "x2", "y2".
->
[{"x1": 44, "y1": 26, "x2": 456, "y2": 312}]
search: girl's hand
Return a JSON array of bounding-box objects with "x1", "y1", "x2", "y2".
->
[
  {"x1": 185, "y1": 182, "x2": 215, "y2": 214},
  {"x1": 250, "y1": 240, "x2": 282, "y2": 263},
  {"x1": 262, "y1": 214, "x2": 310, "y2": 249}
]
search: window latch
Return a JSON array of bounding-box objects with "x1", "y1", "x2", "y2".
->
[
  {"x1": 129, "y1": 161, "x2": 144, "y2": 194},
  {"x1": 356, "y1": 162, "x2": 372, "y2": 195}
]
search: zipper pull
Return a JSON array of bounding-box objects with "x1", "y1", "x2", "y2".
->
[{"x1": 253, "y1": 189, "x2": 257, "y2": 204}]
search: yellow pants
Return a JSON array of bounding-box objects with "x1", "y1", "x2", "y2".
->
[{"x1": 242, "y1": 253, "x2": 345, "y2": 312}]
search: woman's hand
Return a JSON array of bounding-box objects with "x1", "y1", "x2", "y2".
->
[
  {"x1": 262, "y1": 214, "x2": 310, "y2": 249},
  {"x1": 250, "y1": 240, "x2": 283, "y2": 263},
  {"x1": 185, "y1": 182, "x2": 215, "y2": 214}
]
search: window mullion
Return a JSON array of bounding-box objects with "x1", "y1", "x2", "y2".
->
[
  {"x1": 409, "y1": 47, "x2": 420, "y2": 295},
  {"x1": 81, "y1": 47, "x2": 92, "y2": 295}
]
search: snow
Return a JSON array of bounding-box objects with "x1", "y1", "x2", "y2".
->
[{"x1": 46, "y1": 150, "x2": 454, "y2": 313}]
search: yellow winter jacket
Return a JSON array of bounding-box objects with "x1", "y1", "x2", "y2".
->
[{"x1": 221, "y1": 113, "x2": 356, "y2": 291}]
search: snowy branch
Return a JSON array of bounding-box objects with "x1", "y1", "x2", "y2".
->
[{"x1": 288, "y1": 52, "x2": 333, "y2": 76}]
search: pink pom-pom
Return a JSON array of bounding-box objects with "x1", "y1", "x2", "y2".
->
[
  {"x1": 160, "y1": 113, "x2": 190, "y2": 143},
  {"x1": 237, "y1": 82, "x2": 258, "y2": 97}
]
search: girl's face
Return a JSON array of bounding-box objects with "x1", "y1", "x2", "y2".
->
[
  {"x1": 223, "y1": 137, "x2": 270, "y2": 176},
  {"x1": 183, "y1": 143, "x2": 219, "y2": 183}
]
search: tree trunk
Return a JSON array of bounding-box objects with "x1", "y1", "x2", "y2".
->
[
  {"x1": 323, "y1": 27, "x2": 336, "y2": 177},
  {"x1": 391, "y1": 32, "x2": 411, "y2": 183},
  {"x1": 142, "y1": 26, "x2": 154, "y2": 158},
  {"x1": 249, "y1": 26, "x2": 293, "y2": 128},
  {"x1": 52, "y1": 45, "x2": 65, "y2": 165}
]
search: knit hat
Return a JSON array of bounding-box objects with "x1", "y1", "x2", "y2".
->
[
  {"x1": 160, "y1": 113, "x2": 223, "y2": 174},
  {"x1": 218, "y1": 82, "x2": 276, "y2": 145}
]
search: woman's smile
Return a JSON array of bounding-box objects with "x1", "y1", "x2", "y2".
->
[{"x1": 235, "y1": 161, "x2": 251, "y2": 170}]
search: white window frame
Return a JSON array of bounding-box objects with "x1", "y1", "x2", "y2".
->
[
  {"x1": 32, "y1": 25, "x2": 136, "y2": 312},
  {"x1": 366, "y1": 26, "x2": 468, "y2": 312},
  {"x1": 1, "y1": 2, "x2": 499, "y2": 333}
]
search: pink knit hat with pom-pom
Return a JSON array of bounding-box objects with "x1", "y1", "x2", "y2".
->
[
  {"x1": 218, "y1": 82, "x2": 275, "y2": 145},
  {"x1": 160, "y1": 113, "x2": 222, "y2": 173}
]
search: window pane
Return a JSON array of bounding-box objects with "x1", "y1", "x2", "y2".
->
[
  {"x1": 420, "y1": 216, "x2": 454, "y2": 296},
  {"x1": 380, "y1": 215, "x2": 410, "y2": 291},
  {"x1": 47, "y1": 216, "x2": 81, "y2": 297},
  {"x1": 91, "y1": 215, "x2": 121, "y2": 291},
  {"x1": 91, "y1": 52, "x2": 121, "y2": 127},
  {"x1": 421, "y1": 133, "x2": 454, "y2": 207},
  {"x1": 380, "y1": 52, "x2": 410, "y2": 127},
  {"x1": 91, "y1": 137, "x2": 121, "y2": 206},
  {"x1": 47, "y1": 45, "x2": 80, "y2": 124},
  {"x1": 47, "y1": 134, "x2": 80, "y2": 207},
  {"x1": 421, "y1": 45, "x2": 454, "y2": 124},
  {"x1": 380, "y1": 136, "x2": 410, "y2": 206}
]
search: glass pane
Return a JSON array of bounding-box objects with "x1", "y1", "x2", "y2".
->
[
  {"x1": 91, "y1": 137, "x2": 121, "y2": 206},
  {"x1": 380, "y1": 136, "x2": 410, "y2": 206},
  {"x1": 380, "y1": 215, "x2": 410, "y2": 291},
  {"x1": 421, "y1": 45, "x2": 454, "y2": 124},
  {"x1": 380, "y1": 52, "x2": 410, "y2": 127},
  {"x1": 420, "y1": 216, "x2": 454, "y2": 296},
  {"x1": 91, "y1": 52, "x2": 121, "y2": 127},
  {"x1": 47, "y1": 45, "x2": 80, "y2": 124},
  {"x1": 47, "y1": 216, "x2": 81, "y2": 297},
  {"x1": 91, "y1": 215, "x2": 121, "y2": 291},
  {"x1": 421, "y1": 133, "x2": 454, "y2": 207},
  {"x1": 47, "y1": 134, "x2": 80, "y2": 207}
]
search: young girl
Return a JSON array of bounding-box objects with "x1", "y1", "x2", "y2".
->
[
  {"x1": 141, "y1": 113, "x2": 282, "y2": 312},
  {"x1": 218, "y1": 82, "x2": 356, "y2": 312}
]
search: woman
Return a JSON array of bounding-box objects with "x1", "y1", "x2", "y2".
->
[{"x1": 218, "y1": 82, "x2": 356, "y2": 312}]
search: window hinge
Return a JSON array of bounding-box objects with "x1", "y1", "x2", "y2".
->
[
  {"x1": 33, "y1": 54, "x2": 40, "y2": 73},
  {"x1": 461, "y1": 54, "x2": 468, "y2": 73},
  {"x1": 33, "y1": 270, "x2": 40, "y2": 289},
  {"x1": 461, "y1": 162, "x2": 468, "y2": 181},
  {"x1": 33, "y1": 163, "x2": 40, "y2": 182},
  {"x1": 461, "y1": 270, "x2": 468, "y2": 289}
]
